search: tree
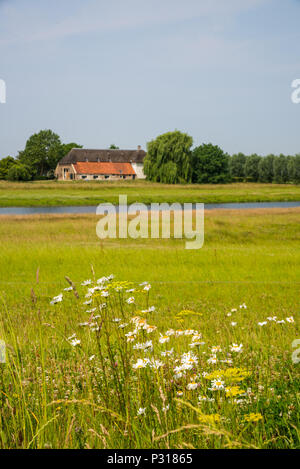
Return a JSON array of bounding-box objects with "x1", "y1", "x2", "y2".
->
[
  {"x1": 244, "y1": 154, "x2": 261, "y2": 182},
  {"x1": 229, "y1": 153, "x2": 246, "y2": 181},
  {"x1": 109, "y1": 144, "x2": 119, "y2": 149},
  {"x1": 144, "y1": 130, "x2": 193, "y2": 183},
  {"x1": 60, "y1": 142, "x2": 82, "y2": 158},
  {"x1": 287, "y1": 155, "x2": 300, "y2": 183},
  {"x1": 0, "y1": 156, "x2": 15, "y2": 179},
  {"x1": 191, "y1": 143, "x2": 230, "y2": 184},
  {"x1": 258, "y1": 154, "x2": 275, "y2": 182},
  {"x1": 273, "y1": 155, "x2": 288, "y2": 183},
  {"x1": 18, "y1": 129, "x2": 62, "y2": 178},
  {"x1": 7, "y1": 163, "x2": 32, "y2": 181}
]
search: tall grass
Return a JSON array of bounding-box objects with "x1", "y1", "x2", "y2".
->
[
  {"x1": 0, "y1": 209, "x2": 299, "y2": 448},
  {"x1": 0, "y1": 274, "x2": 299, "y2": 448}
]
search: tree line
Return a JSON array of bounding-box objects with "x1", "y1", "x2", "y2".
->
[
  {"x1": 0, "y1": 130, "x2": 82, "y2": 181},
  {"x1": 144, "y1": 130, "x2": 300, "y2": 184},
  {"x1": 1, "y1": 128, "x2": 300, "y2": 183}
]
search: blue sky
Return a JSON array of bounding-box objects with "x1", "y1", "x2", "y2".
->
[{"x1": 0, "y1": 0, "x2": 300, "y2": 158}]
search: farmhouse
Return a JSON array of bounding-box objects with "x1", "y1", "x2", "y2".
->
[{"x1": 55, "y1": 146, "x2": 146, "y2": 181}]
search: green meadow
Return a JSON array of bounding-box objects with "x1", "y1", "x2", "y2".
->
[
  {"x1": 0, "y1": 180, "x2": 300, "y2": 206},
  {"x1": 0, "y1": 208, "x2": 299, "y2": 448}
]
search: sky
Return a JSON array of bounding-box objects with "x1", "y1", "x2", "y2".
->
[{"x1": 0, "y1": 0, "x2": 300, "y2": 158}]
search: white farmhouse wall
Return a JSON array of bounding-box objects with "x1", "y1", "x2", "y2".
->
[{"x1": 131, "y1": 162, "x2": 146, "y2": 179}]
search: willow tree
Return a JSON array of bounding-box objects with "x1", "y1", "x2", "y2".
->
[{"x1": 144, "y1": 130, "x2": 193, "y2": 183}]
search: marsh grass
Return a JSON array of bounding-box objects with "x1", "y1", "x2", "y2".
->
[
  {"x1": 0, "y1": 209, "x2": 299, "y2": 448},
  {"x1": 0, "y1": 180, "x2": 300, "y2": 206}
]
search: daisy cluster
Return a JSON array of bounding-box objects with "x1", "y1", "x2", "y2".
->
[{"x1": 49, "y1": 275, "x2": 297, "y2": 425}]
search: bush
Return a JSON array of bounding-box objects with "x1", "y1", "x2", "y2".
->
[
  {"x1": 7, "y1": 163, "x2": 32, "y2": 181},
  {"x1": 0, "y1": 156, "x2": 15, "y2": 179}
]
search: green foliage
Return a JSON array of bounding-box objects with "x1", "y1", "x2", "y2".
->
[
  {"x1": 287, "y1": 154, "x2": 300, "y2": 183},
  {"x1": 244, "y1": 154, "x2": 261, "y2": 182},
  {"x1": 17, "y1": 131, "x2": 82, "y2": 180},
  {"x1": 192, "y1": 143, "x2": 230, "y2": 184},
  {"x1": 60, "y1": 142, "x2": 82, "y2": 158},
  {"x1": 0, "y1": 156, "x2": 15, "y2": 180},
  {"x1": 229, "y1": 153, "x2": 246, "y2": 180},
  {"x1": 144, "y1": 130, "x2": 193, "y2": 183},
  {"x1": 258, "y1": 154, "x2": 275, "y2": 182},
  {"x1": 18, "y1": 129, "x2": 62, "y2": 178},
  {"x1": 6, "y1": 163, "x2": 32, "y2": 181},
  {"x1": 273, "y1": 155, "x2": 289, "y2": 183},
  {"x1": 109, "y1": 144, "x2": 120, "y2": 149}
]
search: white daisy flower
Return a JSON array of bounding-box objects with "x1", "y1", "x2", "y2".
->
[
  {"x1": 149, "y1": 359, "x2": 164, "y2": 370},
  {"x1": 230, "y1": 343, "x2": 243, "y2": 353},
  {"x1": 126, "y1": 297, "x2": 135, "y2": 304},
  {"x1": 50, "y1": 293, "x2": 63, "y2": 305},
  {"x1": 207, "y1": 355, "x2": 218, "y2": 364},
  {"x1": 175, "y1": 330, "x2": 185, "y2": 337},
  {"x1": 286, "y1": 316, "x2": 295, "y2": 323},
  {"x1": 184, "y1": 329, "x2": 196, "y2": 336},
  {"x1": 141, "y1": 306, "x2": 155, "y2": 313},
  {"x1": 70, "y1": 337, "x2": 81, "y2": 347},
  {"x1": 137, "y1": 407, "x2": 146, "y2": 416},
  {"x1": 211, "y1": 378, "x2": 225, "y2": 390},
  {"x1": 189, "y1": 341, "x2": 205, "y2": 348},
  {"x1": 132, "y1": 358, "x2": 149, "y2": 369},
  {"x1": 211, "y1": 346, "x2": 222, "y2": 353},
  {"x1": 181, "y1": 352, "x2": 198, "y2": 367},
  {"x1": 192, "y1": 333, "x2": 202, "y2": 341},
  {"x1": 145, "y1": 324, "x2": 157, "y2": 333},
  {"x1": 187, "y1": 381, "x2": 198, "y2": 390},
  {"x1": 258, "y1": 321, "x2": 268, "y2": 326},
  {"x1": 159, "y1": 334, "x2": 170, "y2": 344},
  {"x1": 81, "y1": 279, "x2": 92, "y2": 286}
]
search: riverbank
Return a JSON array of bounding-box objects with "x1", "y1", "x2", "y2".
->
[
  {"x1": 0, "y1": 200, "x2": 300, "y2": 215},
  {"x1": 0, "y1": 180, "x2": 300, "y2": 207}
]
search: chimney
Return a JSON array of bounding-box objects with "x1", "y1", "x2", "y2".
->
[{"x1": 137, "y1": 145, "x2": 141, "y2": 151}]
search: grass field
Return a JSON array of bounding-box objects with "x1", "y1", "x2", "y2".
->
[
  {"x1": 0, "y1": 180, "x2": 300, "y2": 207},
  {"x1": 0, "y1": 208, "x2": 299, "y2": 448}
]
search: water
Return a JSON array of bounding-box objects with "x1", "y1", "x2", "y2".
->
[{"x1": 0, "y1": 201, "x2": 300, "y2": 216}]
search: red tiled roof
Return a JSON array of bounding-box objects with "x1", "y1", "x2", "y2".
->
[{"x1": 73, "y1": 162, "x2": 136, "y2": 176}]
